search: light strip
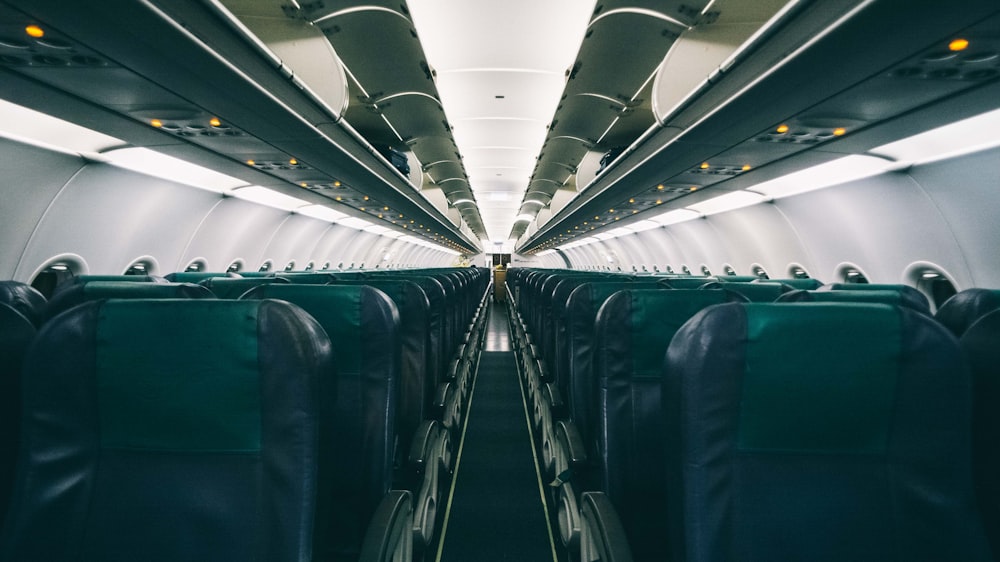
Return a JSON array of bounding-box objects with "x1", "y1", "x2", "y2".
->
[
  {"x1": 869, "y1": 106, "x2": 1000, "y2": 166},
  {"x1": 105, "y1": 147, "x2": 248, "y2": 192},
  {"x1": 296, "y1": 204, "x2": 348, "y2": 222},
  {"x1": 0, "y1": 98, "x2": 124, "y2": 156},
  {"x1": 230, "y1": 186, "x2": 309, "y2": 210}
]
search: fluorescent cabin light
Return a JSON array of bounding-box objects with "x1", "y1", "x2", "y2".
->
[
  {"x1": 407, "y1": 0, "x2": 595, "y2": 240},
  {"x1": 750, "y1": 155, "x2": 894, "y2": 199},
  {"x1": 296, "y1": 205, "x2": 348, "y2": 222},
  {"x1": 337, "y1": 217, "x2": 374, "y2": 230},
  {"x1": 629, "y1": 220, "x2": 662, "y2": 232},
  {"x1": 594, "y1": 231, "x2": 619, "y2": 241},
  {"x1": 651, "y1": 209, "x2": 701, "y2": 226},
  {"x1": 364, "y1": 225, "x2": 391, "y2": 235},
  {"x1": 230, "y1": 186, "x2": 308, "y2": 211},
  {"x1": 687, "y1": 191, "x2": 766, "y2": 216},
  {"x1": 0, "y1": 98, "x2": 123, "y2": 155},
  {"x1": 870, "y1": 106, "x2": 1000, "y2": 165},
  {"x1": 104, "y1": 147, "x2": 248, "y2": 193}
]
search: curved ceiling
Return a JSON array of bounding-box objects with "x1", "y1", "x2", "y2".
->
[{"x1": 407, "y1": 0, "x2": 595, "y2": 246}]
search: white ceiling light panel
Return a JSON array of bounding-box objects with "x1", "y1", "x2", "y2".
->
[{"x1": 407, "y1": 0, "x2": 596, "y2": 241}]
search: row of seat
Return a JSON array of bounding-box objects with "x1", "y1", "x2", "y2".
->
[
  {"x1": 504, "y1": 268, "x2": 1000, "y2": 561},
  {"x1": 0, "y1": 268, "x2": 491, "y2": 561}
]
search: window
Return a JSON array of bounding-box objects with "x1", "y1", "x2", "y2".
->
[
  {"x1": 904, "y1": 264, "x2": 958, "y2": 312},
  {"x1": 665, "y1": 265, "x2": 674, "y2": 274},
  {"x1": 304, "y1": 261, "x2": 315, "y2": 272},
  {"x1": 723, "y1": 264, "x2": 737, "y2": 276},
  {"x1": 700, "y1": 265, "x2": 712, "y2": 276},
  {"x1": 681, "y1": 265, "x2": 691, "y2": 275},
  {"x1": 751, "y1": 264, "x2": 770, "y2": 280},
  {"x1": 226, "y1": 260, "x2": 243, "y2": 273},
  {"x1": 259, "y1": 260, "x2": 273, "y2": 273},
  {"x1": 321, "y1": 262, "x2": 331, "y2": 271},
  {"x1": 184, "y1": 259, "x2": 206, "y2": 273},
  {"x1": 843, "y1": 268, "x2": 868, "y2": 284},
  {"x1": 31, "y1": 261, "x2": 77, "y2": 298},
  {"x1": 124, "y1": 259, "x2": 154, "y2": 276},
  {"x1": 284, "y1": 261, "x2": 296, "y2": 272},
  {"x1": 788, "y1": 264, "x2": 811, "y2": 279}
]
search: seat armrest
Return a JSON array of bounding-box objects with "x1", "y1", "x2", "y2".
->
[
  {"x1": 580, "y1": 492, "x2": 633, "y2": 562},
  {"x1": 359, "y1": 490, "x2": 414, "y2": 562},
  {"x1": 430, "y1": 382, "x2": 452, "y2": 419},
  {"x1": 544, "y1": 383, "x2": 565, "y2": 418},
  {"x1": 555, "y1": 420, "x2": 587, "y2": 467},
  {"x1": 408, "y1": 419, "x2": 440, "y2": 471}
]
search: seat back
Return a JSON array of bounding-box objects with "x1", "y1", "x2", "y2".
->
[
  {"x1": 242, "y1": 284, "x2": 399, "y2": 561},
  {"x1": 163, "y1": 271, "x2": 239, "y2": 283},
  {"x1": 0, "y1": 304, "x2": 35, "y2": 527},
  {"x1": 330, "y1": 279, "x2": 431, "y2": 452},
  {"x1": 821, "y1": 283, "x2": 930, "y2": 311},
  {"x1": 593, "y1": 289, "x2": 745, "y2": 559},
  {"x1": 198, "y1": 276, "x2": 289, "y2": 299},
  {"x1": 960, "y1": 309, "x2": 1000, "y2": 558},
  {"x1": 665, "y1": 302, "x2": 990, "y2": 562},
  {"x1": 936, "y1": 288, "x2": 1000, "y2": 337},
  {"x1": 699, "y1": 281, "x2": 791, "y2": 302},
  {"x1": 0, "y1": 281, "x2": 47, "y2": 328},
  {"x1": 0, "y1": 299, "x2": 330, "y2": 562},
  {"x1": 777, "y1": 288, "x2": 931, "y2": 314},
  {"x1": 45, "y1": 281, "x2": 215, "y2": 322}
]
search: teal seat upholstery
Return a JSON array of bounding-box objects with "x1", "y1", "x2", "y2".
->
[
  {"x1": 0, "y1": 299, "x2": 331, "y2": 561},
  {"x1": 588, "y1": 289, "x2": 746, "y2": 560},
  {"x1": 44, "y1": 281, "x2": 214, "y2": 322},
  {"x1": 241, "y1": 284, "x2": 403, "y2": 559},
  {"x1": 662, "y1": 302, "x2": 990, "y2": 561},
  {"x1": 777, "y1": 288, "x2": 931, "y2": 314},
  {"x1": 198, "y1": 276, "x2": 289, "y2": 299}
]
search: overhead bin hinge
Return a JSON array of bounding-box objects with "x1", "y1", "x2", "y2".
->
[
  {"x1": 281, "y1": 1, "x2": 324, "y2": 20},
  {"x1": 678, "y1": 4, "x2": 721, "y2": 26}
]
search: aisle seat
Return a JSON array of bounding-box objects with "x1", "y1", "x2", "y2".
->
[
  {"x1": 241, "y1": 284, "x2": 432, "y2": 553},
  {"x1": 0, "y1": 299, "x2": 413, "y2": 561},
  {"x1": 569, "y1": 289, "x2": 744, "y2": 558},
  {"x1": 583, "y1": 302, "x2": 990, "y2": 562}
]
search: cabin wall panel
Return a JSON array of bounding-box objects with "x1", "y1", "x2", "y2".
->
[
  {"x1": 907, "y1": 147, "x2": 1000, "y2": 288},
  {"x1": 179, "y1": 197, "x2": 290, "y2": 273},
  {"x1": 311, "y1": 226, "x2": 365, "y2": 270},
  {"x1": 774, "y1": 172, "x2": 968, "y2": 286},
  {"x1": 258, "y1": 216, "x2": 334, "y2": 270},
  {"x1": 664, "y1": 220, "x2": 727, "y2": 273},
  {"x1": 0, "y1": 140, "x2": 87, "y2": 280},
  {"x1": 13, "y1": 163, "x2": 221, "y2": 279},
  {"x1": 707, "y1": 204, "x2": 811, "y2": 277}
]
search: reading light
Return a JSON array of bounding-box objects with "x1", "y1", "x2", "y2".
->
[
  {"x1": 776, "y1": 124, "x2": 789, "y2": 133},
  {"x1": 209, "y1": 117, "x2": 222, "y2": 127},
  {"x1": 333, "y1": 181, "x2": 342, "y2": 187},
  {"x1": 742, "y1": 164, "x2": 751, "y2": 171},
  {"x1": 25, "y1": 25, "x2": 44, "y2": 37},
  {"x1": 832, "y1": 127, "x2": 847, "y2": 136},
  {"x1": 657, "y1": 184, "x2": 665, "y2": 190},
  {"x1": 246, "y1": 159, "x2": 255, "y2": 165},
  {"x1": 289, "y1": 158, "x2": 298, "y2": 165},
  {"x1": 150, "y1": 119, "x2": 163, "y2": 128},
  {"x1": 700, "y1": 162, "x2": 710, "y2": 169},
  {"x1": 949, "y1": 38, "x2": 969, "y2": 51}
]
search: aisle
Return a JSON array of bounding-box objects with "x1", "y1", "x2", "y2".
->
[{"x1": 436, "y1": 303, "x2": 557, "y2": 561}]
